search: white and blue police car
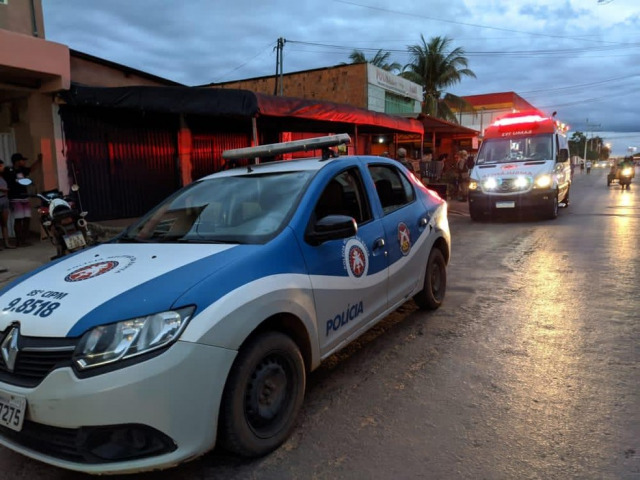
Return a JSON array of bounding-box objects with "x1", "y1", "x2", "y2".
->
[{"x1": 0, "y1": 134, "x2": 450, "y2": 474}]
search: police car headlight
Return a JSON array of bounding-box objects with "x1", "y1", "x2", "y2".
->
[
  {"x1": 74, "y1": 306, "x2": 195, "y2": 370},
  {"x1": 534, "y1": 174, "x2": 552, "y2": 188},
  {"x1": 468, "y1": 180, "x2": 478, "y2": 191}
]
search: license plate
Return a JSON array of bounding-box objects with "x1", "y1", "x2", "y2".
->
[
  {"x1": 64, "y1": 231, "x2": 86, "y2": 249},
  {"x1": 0, "y1": 390, "x2": 26, "y2": 432},
  {"x1": 496, "y1": 201, "x2": 515, "y2": 209}
]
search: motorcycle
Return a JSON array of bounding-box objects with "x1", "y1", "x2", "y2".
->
[
  {"x1": 607, "y1": 164, "x2": 635, "y2": 190},
  {"x1": 19, "y1": 179, "x2": 92, "y2": 259}
]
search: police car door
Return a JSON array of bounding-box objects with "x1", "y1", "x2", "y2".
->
[
  {"x1": 303, "y1": 168, "x2": 389, "y2": 356},
  {"x1": 368, "y1": 163, "x2": 425, "y2": 306}
]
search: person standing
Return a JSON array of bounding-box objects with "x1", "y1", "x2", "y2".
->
[
  {"x1": 0, "y1": 160, "x2": 16, "y2": 249},
  {"x1": 455, "y1": 150, "x2": 471, "y2": 201},
  {"x1": 586, "y1": 159, "x2": 592, "y2": 174},
  {"x1": 4, "y1": 153, "x2": 32, "y2": 247},
  {"x1": 396, "y1": 147, "x2": 414, "y2": 173},
  {"x1": 420, "y1": 149, "x2": 433, "y2": 181}
]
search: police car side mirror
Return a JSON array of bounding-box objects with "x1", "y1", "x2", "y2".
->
[
  {"x1": 306, "y1": 215, "x2": 357, "y2": 245},
  {"x1": 557, "y1": 149, "x2": 569, "y2": 163}
]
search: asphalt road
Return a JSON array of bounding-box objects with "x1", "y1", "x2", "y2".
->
[{"x1": 0, "y1": 167, "x2": 638, "y2": 479}]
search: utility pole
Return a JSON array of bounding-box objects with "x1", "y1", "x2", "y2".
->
[
  {"x1": 273, "y1": 37, "x2": 286, "y2": 96},
  {"x1": 584, "y1": 118, "x2": 601, "y2": 161}
]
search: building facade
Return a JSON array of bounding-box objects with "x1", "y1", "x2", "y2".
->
[
  {"x1": 211, "y1": 63, "x2": 423, "y2": 116},
  {"x1": 451, "y1": 91, "x2": 538, "y2": 138}
]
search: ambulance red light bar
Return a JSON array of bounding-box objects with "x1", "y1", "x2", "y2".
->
[{"x1": 492, "y1": 114, "x2": 548, "y2": 127}]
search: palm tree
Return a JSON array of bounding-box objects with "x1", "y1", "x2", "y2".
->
[
  {"x1": 342, "y1": 49, "x2": 402, "y2": 73},
  {"x1": 401, "y1": 35, "x2": 476, "y2": 122}
]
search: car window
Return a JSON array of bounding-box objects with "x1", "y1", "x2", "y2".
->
[
  {"x1": 313, "y1": 168, "x2": 372, "y2": 225},
  {"x1": 122, "y1": 171, "x2": 313, "y2": 244},
  {"x1": 368, "y1": 164, "x2": 415, "y2": 214}
]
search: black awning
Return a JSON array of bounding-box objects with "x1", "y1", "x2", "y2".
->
[{"x1": 59, "y1": 84, "x2": 259, "y2": 117}]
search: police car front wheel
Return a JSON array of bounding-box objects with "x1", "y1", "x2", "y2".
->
[{"x1": 220, "y1": 331, "x2": 306, "y2": 457}]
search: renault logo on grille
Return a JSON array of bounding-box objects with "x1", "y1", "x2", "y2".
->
[{"x1": 1, "y1": 326, "x2": 20, "y2": 373}]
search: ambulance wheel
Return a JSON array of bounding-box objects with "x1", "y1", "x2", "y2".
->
[
  {"x1": 469, "y1": 204, "x2": 483, "y2": 221},
  {"x1": 220, "y1": 331, "x2": 305, "y2": 457},
  {"x1": 545, "y1": 192, "x2": 559, "y2": 220},
  {"x1": 414, "y1": 248, "x2": 447, "y2": 310}
]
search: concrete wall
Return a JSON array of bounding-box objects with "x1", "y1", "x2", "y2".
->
[
  {"x1": 70, "y1": 55, "x2": 179, "y2": 88},
  {"x1": 0, "y1": 0, "x2": 45, "y2": 37},
  {"x1": 216, "y1": 63, "x2": 369, "y2": 109}
]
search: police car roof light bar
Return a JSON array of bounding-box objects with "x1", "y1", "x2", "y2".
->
[{"x1": 222, "y1": 133, "x2": 351, "y2": 161}]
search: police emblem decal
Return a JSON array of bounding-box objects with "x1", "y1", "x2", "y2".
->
[
  {"x1": 343, "y1": 238, "x2": 369, "y2": 279},
  {"x1": 397, "y1": 222, "x2": 411, "y2": 256},
  {"x1": 65, "y1": 261, "x2": 120, "y2": 282}
]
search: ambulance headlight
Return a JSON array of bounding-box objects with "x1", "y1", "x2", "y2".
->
[
  {"x1": 74, "y1": 306, "x2": 195, "y2": 370},
  {"x1": 534, "y1": 174, "x2": 552, "y2": 188},
  {"x1": 482, "y1": 177, "x2": 499, "y2": 190},
  {"x1": 513, "y1": 176, "x2": 530, "y2": 189}
]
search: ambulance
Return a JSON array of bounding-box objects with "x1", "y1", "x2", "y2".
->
[{"x1": 468, "y1": 111, "x2": 572, "y2": 220}]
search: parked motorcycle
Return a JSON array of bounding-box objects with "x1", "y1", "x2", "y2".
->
[{"x1": 19, "y1": 179, "x2": 92, "y2": 259}]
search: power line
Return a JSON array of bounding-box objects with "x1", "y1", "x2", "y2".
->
[{"x1": 332, "y1": 0, "x2": 632, "y2": 45}]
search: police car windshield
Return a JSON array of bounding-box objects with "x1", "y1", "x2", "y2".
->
[
  {"x1": 476, "y1": 134, "x2": 553, "y2": 164},
  {"x1": 120, "y1": 171, "x2": 313, "y2": 244}
]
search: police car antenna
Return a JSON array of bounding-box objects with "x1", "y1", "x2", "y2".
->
[{"x1": 222, "y1": 134, "x2": 351, "y2": 162}]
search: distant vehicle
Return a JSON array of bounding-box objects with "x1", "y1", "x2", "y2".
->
[
  {"x1": 608, "y1": 157, "x2": 635, "y2": 189},
  {"x1": 468, "y1": 111, "x2": 572, "y2": 220},
  {"x1": 0, "y1": 134, "x2": 450, "y2": 474},
  {"x1": 595, "y1": 160, "x2": 609, "y2": 168}
]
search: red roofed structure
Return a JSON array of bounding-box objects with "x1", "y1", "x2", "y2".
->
[{"x1": 450, "y1": 92, "x2": 542, "y2": 138}]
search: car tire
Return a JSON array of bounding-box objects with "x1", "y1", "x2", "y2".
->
[
  {"x1": 562, "y1": 186, "x2": 570, "y2": 207},
  {"x1": 469, "y1": 204, "x2": 482, "y2": 221},
  {"x1": 413, "y1": 248, "x2": 447, "y2": 310},
  {"x1": 545, "y1": 191, "x2": 559, "y2": 220},
  {"x1": 220, "y1": 331, "x2": 306, "y2": 457}
]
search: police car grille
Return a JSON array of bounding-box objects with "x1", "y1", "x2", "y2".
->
[
  {"x1": 3, "y1": 350, "x2": 74, "y2": 380},
  {"x1": 0, "y1": 333, "x2": 76, "y2": 387}
]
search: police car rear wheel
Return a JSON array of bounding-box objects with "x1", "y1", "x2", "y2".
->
[
  {"x1": 414, "y1": 248, "x2": 446, "y2": 310},
  {"x1": 220, "y1": 331, "x2": 305, "y2": 457}
]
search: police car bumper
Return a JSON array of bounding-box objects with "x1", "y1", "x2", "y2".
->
[
  {"x1": 469, "y1": 188, "x2": 556, "y2": 211},
  {"x1": 0, "y1": 341, "x2": 236, "y2": 474}
]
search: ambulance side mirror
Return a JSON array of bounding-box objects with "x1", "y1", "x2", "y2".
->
[{"x1": 557, "y1": 149, "x2": 569, "y2": 163}]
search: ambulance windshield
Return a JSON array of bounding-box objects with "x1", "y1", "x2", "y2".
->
[{"x1": 476, "y1": 134, "x2": 553, "y2": 165}]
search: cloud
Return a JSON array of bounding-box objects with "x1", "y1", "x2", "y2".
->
[{"x1": 42, "y1": 0, "x2": 640, "y2": 154}]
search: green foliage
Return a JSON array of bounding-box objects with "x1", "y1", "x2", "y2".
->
[
  {"x1": 342, "y1": 49, "x2": 402, "y2": 73},
  {"x1": 400, "y1": 35, "x2": 476, "y2": 122}
]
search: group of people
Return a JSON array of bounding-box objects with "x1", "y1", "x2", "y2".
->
[
  {"x1": 0, "y1": 153, "x2": 33, "y2": 249},
  {"x1": 395, "y1": 148, "x2": 474, "y2": 202}
]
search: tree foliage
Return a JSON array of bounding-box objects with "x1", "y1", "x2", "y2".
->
[
  {"x1": 342, "y1": 49, "x2": 402, "y2": 73},
  {"x1": 400, "y1": 35, "x2": 476, "y2": 122},
  {"x1": 569, "y1": 132, "x2": 608, "y2": 160}
]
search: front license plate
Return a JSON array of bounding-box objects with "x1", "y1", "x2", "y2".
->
[
  {"x1": 496, "y1": 201, "x2": 515, "y2": 209},
  {"x1": 64, "y1": 231, "x2": 86, "y2": 249},
  {"x1": 0, "y1": 390, "x2": 26, "y2": 432}
]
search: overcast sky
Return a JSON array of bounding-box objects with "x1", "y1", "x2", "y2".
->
[{"x1": 42, "y1": 0, "x2": 640, "y2": 156}]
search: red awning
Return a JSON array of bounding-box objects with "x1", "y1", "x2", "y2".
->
[{"x1": 255, "y1": 93, "x2": 424, "y2": 135}]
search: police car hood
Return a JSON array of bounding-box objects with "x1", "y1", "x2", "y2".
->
[{"x1": 0, "y1": 242, "x2": 251, "y2": 338}]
